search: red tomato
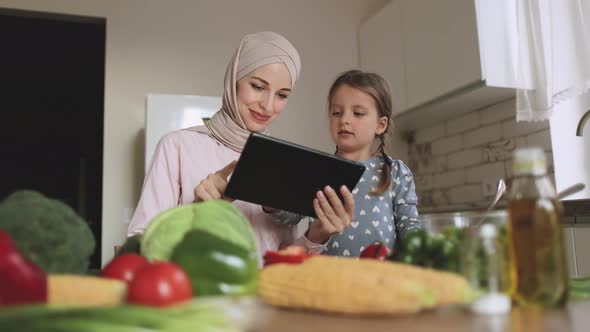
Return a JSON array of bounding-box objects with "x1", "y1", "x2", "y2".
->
[
  {"x1": 126, "y1": 262, "x2": 193, "y2": 307},
  {"x1": 101, "y1": 254, "x2": 149, "y2": 283}
]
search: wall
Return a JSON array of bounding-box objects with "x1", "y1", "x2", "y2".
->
[
  {"x1": 0, "y1": 0, "x2": 388, "y2": 265},
  {"x1": 406, "y1": 98, "x2": 555, "y2": 213}
]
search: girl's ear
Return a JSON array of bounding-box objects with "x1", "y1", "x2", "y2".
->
[{"x1": 375, "y1": 116, "x2": 388, "y2": 135}]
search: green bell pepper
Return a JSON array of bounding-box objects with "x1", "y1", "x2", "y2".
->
[{"x1": 170, "y1": 229, "x2": 258, "y2": 296}]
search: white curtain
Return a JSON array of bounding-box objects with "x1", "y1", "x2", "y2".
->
[{"x1": 514, "y1": 0, "x2": 590, "y2": 122}]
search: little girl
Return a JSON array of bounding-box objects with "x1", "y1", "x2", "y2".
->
[{"x1": 269, "y1": 69, "x2": 422, "y2": 256}]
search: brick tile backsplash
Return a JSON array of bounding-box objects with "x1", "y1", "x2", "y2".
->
[
  {"x1": 408, "y1": 99, "x2": 555, "y2": 213},
  {"x1": 414, "y1": 123, "x2": 445, "y2": 144},
  {"x1": 502, "y1": 118, "x2": 549, "y2": 138},
  {"x1": 432, "y1": 170, "x2": 465, "y2": 189},
  {"x1": 447, "y1": 148, "x2": 483, "y2": 169},
  {"x1": 448, "y1": 184, "x2": 483, "y2": 204},
  {"x1": 463, "y1": 123, "x2": 503, "y2": 148},
  {"x1": 526, "y1": 130, "x2": 553, "y2": 151},
  {"x1": 466, "y1": 162, "x2": 505, "y2": 183},
  {"x1": 431, "y1": 135, "x2": 462, "y2": 156}
]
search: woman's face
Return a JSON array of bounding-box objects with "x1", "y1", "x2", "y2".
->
[{"x1": 236, "y1": 63, "x2": 292, "y2": 132}]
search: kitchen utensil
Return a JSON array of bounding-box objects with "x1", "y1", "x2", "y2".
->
[
  {"x1": 485, "y1": 181, "x2": 585, "y2": 211},
  {"x1": 557, "y1": 182, "x2": 585, "y2": 199},
  {"x1": 487, "y1": 179, "x2": 506, "y2": 210}
]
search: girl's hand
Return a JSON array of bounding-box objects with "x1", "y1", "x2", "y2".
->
[
  {"x1": 306, "y1": 185, "x2": 355, "y2": 244},
  {"x1": 193, "y1": 161, "x2": 237, "y2": 202}
]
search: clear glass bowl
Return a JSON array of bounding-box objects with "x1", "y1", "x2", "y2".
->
[
  {"x1": 420, "y1": 210, "x2": 512, "y2": 299},
  {"x1": 420, "y1": 210, "x2": 508, "y2": 235}
]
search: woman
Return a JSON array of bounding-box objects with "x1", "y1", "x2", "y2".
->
[{"x1": 127, "y1": 32, "x2": 352, "y2": 260}]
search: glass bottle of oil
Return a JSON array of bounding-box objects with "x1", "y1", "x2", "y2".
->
[{"x1": 506, "y1": 147, "x2": 568, "y2": 307}]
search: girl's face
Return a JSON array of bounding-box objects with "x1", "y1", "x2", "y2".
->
[
  {"x1": 329, "y1": 84, "x2": 388, "y2": 155},
  {"x1": 236, "y1": 63, "x2": 292, "y2": 132}
]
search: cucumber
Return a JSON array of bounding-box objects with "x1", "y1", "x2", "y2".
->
[{"x1": 0, "y1": 301, "x2": 236, "y2": 332}]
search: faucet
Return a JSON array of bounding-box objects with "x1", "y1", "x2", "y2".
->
[{"x1": 576, "y1": 109, "x2": 590, "y2": 136}]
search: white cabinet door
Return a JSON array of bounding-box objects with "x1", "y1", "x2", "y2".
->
[
  {"x1": 359, "y1": 0, "x2": 407, "y2": 113},
  {"x1": 401, "y1": 0, "x2": 482, "y2": 109}
]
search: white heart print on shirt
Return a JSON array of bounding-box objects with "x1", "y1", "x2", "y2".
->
[
  {"x1": 351, "y1": 221, "x2": 359, "y2": 228},
  {"x1": 343, "y1": 250, "x2": 351, "y2": 256},
  {"x1": 332, "y1": 241, "x2": 339, "y2": 248},
  {"x1": 372, "y1": 220, "x2": 379, "y2": 227}
]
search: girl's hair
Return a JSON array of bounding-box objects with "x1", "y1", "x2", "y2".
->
[{"x1": 328, "y1": 69, "x2": 393, "y2": 195}]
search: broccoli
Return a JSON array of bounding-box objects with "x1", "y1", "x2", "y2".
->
[{"x1": 0, "y1": 190, "x2": 95, "y2": 273}]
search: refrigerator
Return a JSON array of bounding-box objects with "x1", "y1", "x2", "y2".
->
[{"x1": 144, "y1": 94, "x2": 221, "y2": 172}]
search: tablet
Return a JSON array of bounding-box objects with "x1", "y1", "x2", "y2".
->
[{"x1": 224, "y1": 132, "x2": 366, "y2": 218}]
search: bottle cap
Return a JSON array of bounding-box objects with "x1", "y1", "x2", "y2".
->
[{"x1": 512, "y1": 147, "x2": 547, "y2": 176}]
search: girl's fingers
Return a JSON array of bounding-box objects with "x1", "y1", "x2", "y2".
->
[
  {"x1": 340, "y1": 185, "x2": 355, "y2": 218},
  {"x1": 323, "y1": 186, "x2": 347, "y2": 218},
  {"x1": 313, "y1": 198, "x2": 334, "y2": 234},
  {"x1": 317, "y1": 190, "x2": 336, "y2": 220}
]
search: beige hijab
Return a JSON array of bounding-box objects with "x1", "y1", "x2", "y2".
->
[{"x1": 191, "y1": 31, "x2": 301, "y2": 152}]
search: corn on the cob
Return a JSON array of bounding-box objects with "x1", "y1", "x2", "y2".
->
[
  {"x1": 48, "y1": 275, "x2": 127, "y2": 307},
  {"x1": 341, "y1": 258, "x2": 474, "y2": 305},
  {"x1": 259, "y1": 256, "x2": 435, "y2": 315},
  {"x1": 258, "y1": 256, "x2": 472, "y2": 315}
]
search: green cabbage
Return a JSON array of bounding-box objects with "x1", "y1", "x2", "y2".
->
[{"x1": 140, "y1": 200, "x2": 257, "y2": 262}]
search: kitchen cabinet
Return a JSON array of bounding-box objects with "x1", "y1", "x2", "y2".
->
[
  {"x1": 360, "y1": 0, "x2": 514, "y2": 130},
  {"x1": 359, "y1": 0, "x2": 407, "y2": 112},
  {"x1": 401, "y1": 0, "x2": 481, "y2": 109}
]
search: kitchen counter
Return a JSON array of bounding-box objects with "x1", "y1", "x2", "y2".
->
[{"x1": 251, "y1": 300, "x2": 590, "y2": 332}]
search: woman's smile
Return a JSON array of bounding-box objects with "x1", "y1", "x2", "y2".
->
[{"x1": 249, "y1": 109, "x2": 271, "y2": 123}]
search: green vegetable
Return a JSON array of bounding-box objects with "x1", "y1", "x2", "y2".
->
[
  {"x1": 390, "y1": 227, "x2": 465, "y2": 273},
  {"x1": 171, "y1": 230, "x2": 258, "y2": 296},
  {"x1": 0, "y1": 298, "x2": 242, "y2": 332},
  {"x1": 0, "y1": 190, "x2": 95, "y2": 273},
  {"x1": 117, "y1": 235, "x2": 143, "y2": 256},
  {"x1": 141, "y1": 200, "x2": 257, "y2": 262}
]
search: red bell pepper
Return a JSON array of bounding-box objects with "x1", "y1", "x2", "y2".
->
[
  {"x1": 360, "y1": 242, "x2": 391, "y2": 260},
  {"x1": 263, "y1": 246, "x2": 314, "y2": 266},
  {"x1": 0, "y1": 230, "x2": 47, "y2": 306}
]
